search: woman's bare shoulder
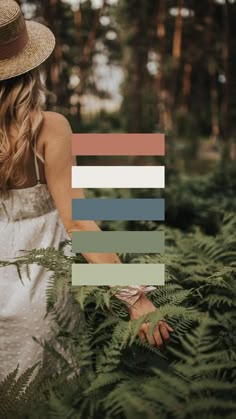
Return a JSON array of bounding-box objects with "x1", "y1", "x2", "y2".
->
[
  {"x1": 42, "y1": 111, "x2": 72, "y2": 134},
  {"x1": 39, "y1": 111, "x2": 72, "y2": 153}
]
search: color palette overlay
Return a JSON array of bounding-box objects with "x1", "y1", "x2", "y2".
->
[
  {"x1": 72, "y1": 166, "x2": 165, "y2": 188},
  {"x1": 72, "y1": 133, "x2": 165, "y2": 156},
  {"x1": 71, "y1": 133, "x2": 165, "y2": 286},
  {"x1": 72, "y1": 231, "x2": 164, "y2": 253},
  {"x1": 72, "y1": 264, "x2": 165, "y2": 286},
  {"x1": 72, "y1": 198, "x2": 165, "y2": 220}
]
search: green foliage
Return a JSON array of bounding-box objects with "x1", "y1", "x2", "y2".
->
[
  {"x1": 74, "y1": 110, "x2": 124, "y2": 134},
  {"x1": 165, "y1": 163, "x2": 236, "y2": 234},
  {"x1": 0, "y1": 197, "x2": 235, "y2": 418},
  {"x1": 0, "y1": 363, "x2": 53, "y2": 419},
  {"x1": 0, "y1": 169, "x2": 236, "y2": 418}
]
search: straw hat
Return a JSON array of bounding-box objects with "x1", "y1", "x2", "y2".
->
[{"x1": 0, "y1": 0, "x2": 55, "y2": 81}]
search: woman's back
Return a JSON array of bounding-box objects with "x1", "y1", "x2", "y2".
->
[{"x1": 0, "y1": 111, "x2": 73, "y2": 381}]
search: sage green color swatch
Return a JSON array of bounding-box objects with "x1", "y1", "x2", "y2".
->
[
  {"x1": 72, "y1": 263, "x2": 165, "y2": 286},
  {"x1": 72, "y1": 231, "x2": 164, "y2": 253}
]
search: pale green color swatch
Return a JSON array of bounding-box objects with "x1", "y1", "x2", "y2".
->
[{"x1": 72, "y1": 263, "x2": 165, "y2": 286}]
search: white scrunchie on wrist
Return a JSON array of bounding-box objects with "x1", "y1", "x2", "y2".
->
[{"x1": 110, "y1": 285, "x2": 156, "y2": 306}]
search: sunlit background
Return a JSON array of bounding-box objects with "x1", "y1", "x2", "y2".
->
[{"x1": 18, "y1": 0, "x2": 236, "y2": 172}]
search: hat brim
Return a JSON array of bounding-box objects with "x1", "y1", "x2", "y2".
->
[{"x1": 0, "y1": 21, "x2": 55, "y2": 81}]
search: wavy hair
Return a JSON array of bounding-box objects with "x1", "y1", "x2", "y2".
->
[{"x1": 0, "y1": 67, "x2": 49, "y2": 193}]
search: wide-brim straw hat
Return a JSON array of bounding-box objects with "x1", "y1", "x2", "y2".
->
[{"x1": 0, "y1": 0, "x2": 55, "y2": 81}]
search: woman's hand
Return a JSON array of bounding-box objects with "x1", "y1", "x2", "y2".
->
[{"x1": 129, "y1": 293, "x2": 174, "y2": 347}]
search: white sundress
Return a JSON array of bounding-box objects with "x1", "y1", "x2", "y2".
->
[
  {"x1": 0, "y1": 143, "x2": 73, "y2": 381},
  {"x1": 0, "y1": 139, "x2": 157, "y2": 382}
]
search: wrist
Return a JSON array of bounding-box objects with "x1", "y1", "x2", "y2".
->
[
  {"x1": 129, "y1": 292, "x2": 148, "y2": 310},
  {"x1": 111, "y1": 285, "x2": 156, "y2": 307}
]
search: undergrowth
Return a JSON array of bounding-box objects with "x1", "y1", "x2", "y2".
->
[{"x1": 0, "y1": 167, "x2": 236, "y2": 419}]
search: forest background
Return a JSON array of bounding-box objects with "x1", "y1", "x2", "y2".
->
[{"x1": 0, "y1": 1, "x2": 236, "y2": 418}]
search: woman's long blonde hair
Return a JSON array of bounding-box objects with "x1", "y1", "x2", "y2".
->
[{"x1": 0, "y1": 67, "x2": 49, "y2": 193}]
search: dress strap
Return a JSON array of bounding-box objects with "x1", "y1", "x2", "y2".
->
[{"x1": 33, "y1": 138, "x2": 41, "y2": 184}]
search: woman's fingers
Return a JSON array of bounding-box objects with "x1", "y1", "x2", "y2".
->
[
  {"x1": 163, "y1": 322, "x2": 174, "y2": 332},
  {"x1": 159, "y1": 323, "x2": 170, "y2": 342},
  {"x1": 139, "y1": 330, "x2": 146, "y2": 342},
  {"x1": 142, "y1": 324, "x2": 155, "y2": 346},
  {"x1": 139, "y1": 321, "x2": 173, "y2": 347},
  {"x1": 153, "y1": 326, "x2": 163, "y2": 347},
  {"x1": 159, "y1": 319, "x2": 174, "y2": 333}
]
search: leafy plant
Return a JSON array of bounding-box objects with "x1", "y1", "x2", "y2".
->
[
  {"x1": 1, "y1": 166, "x2": 236, "y2": 419},
  {"x1": 0, "y1": 208, "x2": 235, "y2": 418}
]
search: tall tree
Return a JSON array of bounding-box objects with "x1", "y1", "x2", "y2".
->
[
  {"x1": 155, "y1": 0, "x2": 172, "y2": 131},
  {"x1": 221, "y1": 0, "x2": 230, "y2": 161}
]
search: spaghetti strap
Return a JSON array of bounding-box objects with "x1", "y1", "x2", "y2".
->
[{"x1": 33, "y1": 138, "x2": 41, "y2": 184}]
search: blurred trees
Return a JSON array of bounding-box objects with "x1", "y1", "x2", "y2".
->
[{"x1": 19, "y1": 0, "x2": 235, "y2": 162}]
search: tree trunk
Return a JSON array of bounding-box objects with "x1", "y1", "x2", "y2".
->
[
  {"x1": 74, "y1": 3, "x2": 105, "y2": 124},
  {"x1": 221, "y1": 0, "x2": 230, "y2": 161},
  {"x1": 208, "y1": 61, "x2": 220, "y2": 145},
  {"x1": 42, "y1": 0, "x2": 61, "y2": 108},
  {"x1": 156, "y1": 0, "x2": 172, "y2": 131},
  {"x1": 171, "y1": 0, "x2": 184, "y2": 130},
  {"x1": 128, "y1": 15, "x2": 149, "y2": 133},
  {"x1": 180, "y1": 63, "x2": 192, "y2": 114},
  {"x1": 205, "y1": 1, "x2": 220, "y2": 146},
  {"x1": 172, "y1": 0, "x2": 184, "y2": 63}
]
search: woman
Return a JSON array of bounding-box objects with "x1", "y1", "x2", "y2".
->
[{"x1": 0, "y1": 0, "x2": 173, "y2": 380}]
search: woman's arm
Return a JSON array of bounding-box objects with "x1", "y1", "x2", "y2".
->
[
  {"x1": 42, "y1": 113, "x2": 151, "y2": 296},
  {"x1": 42, "y1": 112, "x2": 173, "y2": 346},
  {"x1": 66, "y1": 222, "x2": 122, "y2": 264},
  {"x1": 42, "y1": 112, "x2": 122, "y2": 264}
]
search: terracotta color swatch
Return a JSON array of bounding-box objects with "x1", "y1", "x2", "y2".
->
[{"x1": 72, "y1": 133, "x2": 164, "y2": 156}]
